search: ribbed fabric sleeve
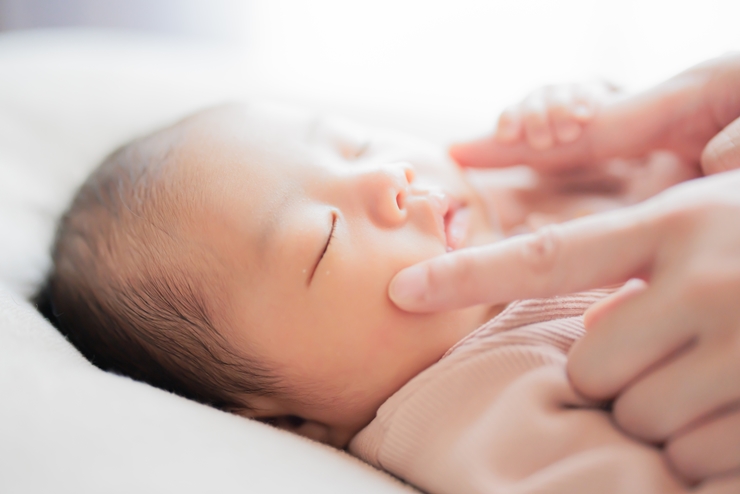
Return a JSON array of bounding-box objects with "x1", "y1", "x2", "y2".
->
[{"x1": 348, "y1": 291, "x2": 731, "y2": 493}]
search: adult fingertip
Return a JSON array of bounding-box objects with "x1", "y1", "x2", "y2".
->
[
  {"x1": 583, "y1": 278, "x2": 647, "y2": 330},
  {"x1": 448, "y1": 141, "x2": 481, "y2": 167},
  {"x1": 389, "y1": 264, "x2": 431, "y2": 312},
  {"x1": 567, "y1": 338, "x2": 615, "y2": 401}
]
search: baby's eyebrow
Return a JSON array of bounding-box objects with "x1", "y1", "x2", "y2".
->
[{"x1": 256, "y1": 192, "x2": 293, "y2": 258}]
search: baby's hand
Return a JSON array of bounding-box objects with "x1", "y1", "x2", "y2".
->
[{"x1": 495, "y1": 82, "x2": 618, "y2": 150}]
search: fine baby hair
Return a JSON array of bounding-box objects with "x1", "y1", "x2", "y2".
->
[{"x1": 37, "y1": 116, "x2": 275, "y2": 413}]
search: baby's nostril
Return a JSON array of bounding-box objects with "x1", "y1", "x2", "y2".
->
[
  {"x1": 403, "y1": 166, "x2": 415, "y2": 184},
  {"x1": 396, "y1": 190, "x2": 406, "y2": 210}
]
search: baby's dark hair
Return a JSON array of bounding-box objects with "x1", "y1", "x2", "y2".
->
[{"x1": 37, "y1": 122, "x2": 276, "y2": 412}]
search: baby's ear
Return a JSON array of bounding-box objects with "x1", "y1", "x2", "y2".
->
[
  {"x1": 257, "y1": 415, "x2": 333, "y2": 444},
  {"x1": 234, "y1": 396, "x2": 341, "y2": 445}
]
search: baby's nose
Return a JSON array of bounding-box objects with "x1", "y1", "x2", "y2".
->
[{"x1": 359, "y1": 162, "x2": 416, "y2": 227}]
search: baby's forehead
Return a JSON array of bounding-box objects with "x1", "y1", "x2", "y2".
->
[
  {"x1": 177, "y1": 102, "x2": 393, "y2": 161},
  {"x1": 179, "y1": 103, "x2": 318, "y2": 145}
]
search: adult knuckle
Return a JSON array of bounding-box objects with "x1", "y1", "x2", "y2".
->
[
  {"x1": 656, "y1": 186, "x2": 730, "y2": 231},
  {"x1": 449, "y1": 250, "x2": 477, "y2": 282},
  {"x1": 656, "y1": 199, "x2": 697, "y2": 230},
  {"x1": 426, "y1": 251, "x2": 473, "y2": 292},
  {"x1": 613, "y1": 391, "x2": 668, "y2": 443},
  {"x1": 423, "y1": 256, "x2": 450, "y2": 291},
  {"x1": 519, "y1": 226, "x2": 563, "y2": 289},
  {"x1": 664, "y1": 436, "x2": 702, "y2": 483}
]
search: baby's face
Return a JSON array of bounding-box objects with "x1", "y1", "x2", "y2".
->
[{"x1": 174, "y1": 104, "x2": 498, "y2": 446}]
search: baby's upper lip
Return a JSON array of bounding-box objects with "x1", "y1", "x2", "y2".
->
[{"x1": 411, "y1": 186, "x2": 464, "y2": 249}]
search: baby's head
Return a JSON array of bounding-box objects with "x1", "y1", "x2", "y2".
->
[{"x1": 46, "y1": 103, "x2": 497, "y2": 447}]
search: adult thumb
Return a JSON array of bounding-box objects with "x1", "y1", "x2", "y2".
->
[{"x1": 702, "y1": 115, "x2": 740, "y2": 175}]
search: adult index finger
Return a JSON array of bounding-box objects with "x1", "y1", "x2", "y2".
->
[
  {"x1": 449, "y1": 135, "x2": 598, "y2": 170},
  {"x1": 449, "y1": 87, "x2": 689, "y2": 171},
  {"x1": 389, "y1": 205, "x2": 662, "y2": 313}
]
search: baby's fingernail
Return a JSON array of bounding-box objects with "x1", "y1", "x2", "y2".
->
[
  {"x1": 389, "y1": 265, "x2": 429, "y2": 308},
  {"x1": 496, "y1": 119, "x2": 517, "y2": 142},
  {"x1": 572, "y1": 104, "x2": 593, "y2": 120}
]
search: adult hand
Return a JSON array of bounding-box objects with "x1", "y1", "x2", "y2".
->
[
  {"x1": 450, "y1": 54, "x2": 740, "y2": 177},
  {"x1": 389, "y1": 169, "x2": 740, "y2": 483}
]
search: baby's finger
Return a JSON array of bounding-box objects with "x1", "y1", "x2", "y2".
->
[
  {"x1": 522, "y1": 93, "x2": 554, "y2": 150},
  {"x1": 494, "y1": 107, "x2": 523, "y2": 143},
  {"x1": 549, "y1": 91, "x2": 584, "y2": 144},
  {"x1": 389, "y1": 203, "x2": 661, "y2": 312},
  {"x1": 570, "y1": 84, "x2": 600, "y2": 122},
  {"x1": 570, "y1": 99, "x2": 596, "y2": 122}
]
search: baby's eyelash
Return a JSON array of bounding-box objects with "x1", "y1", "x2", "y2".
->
[
  {"x1": 309, "y1": 212, "x2": 337, "y2": 286},
  {"x1": 323, "y1": 213, "x2": 337, "y2": 258},
  {"x1": 317, "y1": 212, "x2": 337, "y2": 268}
]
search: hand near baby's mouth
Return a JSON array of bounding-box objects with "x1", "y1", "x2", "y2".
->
[{"x1": 389, "y1": 169, "x2": 740, "y2": 484}]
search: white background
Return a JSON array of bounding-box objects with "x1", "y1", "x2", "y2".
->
[
  {"x1": 241, "y1": 0, "x2": 740, "y2": 140},
  {"x1": 2, "y1": 0, "x2": 739, "y2": 141}
]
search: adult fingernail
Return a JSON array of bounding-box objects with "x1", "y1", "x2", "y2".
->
[
  {"x1": 622, "y1": 277, "x2": 648, "y2": 293},
  {"x1": 389, "y1": 265, "x2": 429, "y2": 309}
]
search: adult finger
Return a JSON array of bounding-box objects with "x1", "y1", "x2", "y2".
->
[
  {"x1": 449, "y1": 133, "x2": 598, "y2": 170},
  {"x1": 448, "y1": 95, "x2": 647, "y2": 170},
  {"x1": 449, "y1": 79, "x2": 710, "y2": 170},
  {"x1": 389, "y1": 204, "x2": 661, "y2": 312},
  {"x1": 702, "y1": 115, "x2": 740, "y2": 175},
  {"x1": 667, "y1": 407, "x2": 740, "y2": 483},
  {"x1": 611, "y1": 336, "x2": 740, "y2": 442},
  {"x1": 568, "y1": 281, "x2": 696, "y2": 403},
  {"x1": 582, "y1": 278, "x2": 647, "y2": 329},
  {"x1": 697, "y1": 475, "x2": 740, "y2": 494}
]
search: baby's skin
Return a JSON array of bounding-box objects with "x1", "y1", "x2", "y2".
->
[{"x1": 155, "y1": 98, "x2": 693, "y2": 447}]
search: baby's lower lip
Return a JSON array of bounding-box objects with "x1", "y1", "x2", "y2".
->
[{"x1": 444, "y1": 204, "x2": 470, "y2": 251}]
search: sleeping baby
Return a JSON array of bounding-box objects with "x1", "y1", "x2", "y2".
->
[{"x1": 40, "y1": 89, "x2": 718, "y2": 493}]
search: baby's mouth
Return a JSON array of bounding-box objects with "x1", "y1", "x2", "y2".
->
[
  {"x1": 417, "y1": 187, "x2": 470, "y2": 251},
  {"x1": 443, "y1": 198, "x2": 470, "y2": 251}
]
